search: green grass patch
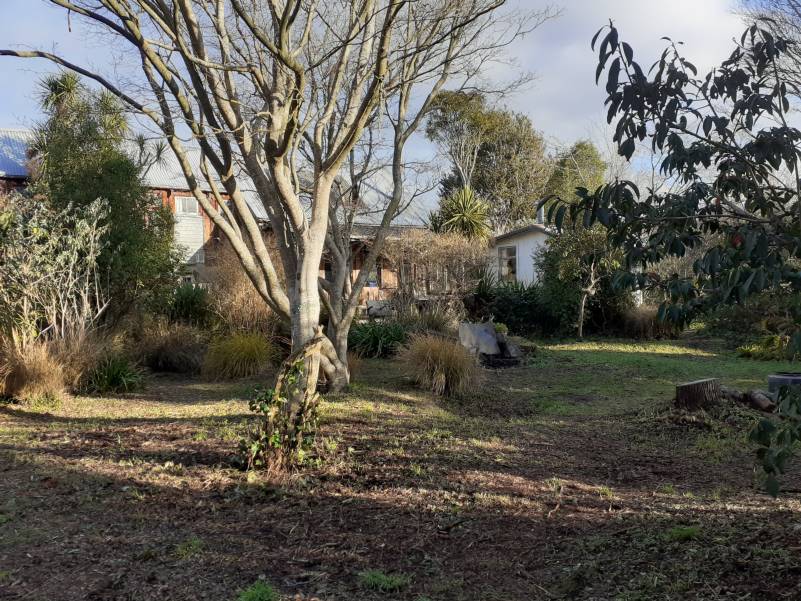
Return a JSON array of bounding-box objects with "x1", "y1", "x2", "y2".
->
[
  {"x1": 358, "y1": 570, "x2": 411, "y2": 593},
  {"x1": 236, "y1": 581, "x2": 279, "y2": 601},
  {"x1": 665, "y1": 525, "x2": 701, "y2": 542},
  {"x1": 174, "y1": 536, "x2": 204, "y2": 559}
]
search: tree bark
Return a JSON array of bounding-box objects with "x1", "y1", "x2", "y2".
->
[
  {"x1": 675, "y1": 378, "x2": 721, "y2": 411},
  {"x1": 577, "y1": 292, "x2": 588, "y2": 339}
]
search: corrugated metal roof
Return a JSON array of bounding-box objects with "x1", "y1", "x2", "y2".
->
[
  {"x1": 0, "y1": 129, "x2": 34, "y2": 178},
  {"x1": 0, "y1": 128, "x2": 426, "y2": 227}
]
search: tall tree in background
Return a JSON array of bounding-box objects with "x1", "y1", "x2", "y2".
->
[
  {"x1": 32, "y1": 72, "x2": 178, "y2": 318},
  {"x1": 543, "y1": 140, "x2": 606, "y2": 208},
  {"x1": 426, "y1": 90, "x2": 550, "y2": 231}
]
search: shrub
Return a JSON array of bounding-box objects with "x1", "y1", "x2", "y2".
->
[
  {"x1": 620, "y1": 305, "x2": 681, "y2": 340},
  {"x1": 398, "y1": 334, "x2": 480, "y2": 397},
  {"x1": 738, "y1": 335, "x2": 796, "y2": 361},
  {"x1": 0, "y1": 336, "x2": 65, "y2": 405},
  {"x1": 237, "y1": 581, "x2": 279, "y2": 601},
  {"x1": 202, "y1": 333, "x2": 279, "y2": 380},
  {"x1": 488, "y1": 282, "x2": 542, "y2": 335},
  {"x1": 207, "y1": 243, "x2": 281, "y2": 336},
  {"x1": 357, "y1": 570, "x2": 411, "y2": 593},
  {"x1": 395, "y1": 302, "x2": 461, "y2": 335},
  {"x1": 349, "y1": 320, "x2": 408, "y2": 358},
  {"x1": 168, "y1": 283, "x2": 212, "y2": 326},
  {"x1": 705, "y1": 290, "x2": 799, "y2": 344},
  {"x1": 140, "y1": 323, "x2": 206, "y2": 374},
  {"x1": 83, "y1": 355, "x2": 144, "y2": 394}
]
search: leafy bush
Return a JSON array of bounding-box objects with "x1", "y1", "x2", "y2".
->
[
  {"x1": 705, "y1": 291, "x2": 800, "y2": 344},
  {"x1": 168, "y1": 283, "x2": 212, "y2": 326},
  {"x1": 357, "y1": 570, "x2": 411, "y2": 593},
  {"x1": 398, "y1": 334, "x2": 480, "y2": 397},
  {"x1": 237, "y1": 581, "x2": 279, "y2": 601},
  {"x1": 0, "y1": 335, "x2": 65, "y2": 405},
  {"x1": 83, "y1": 355, "x2": 144, "y2": 393},
  {"x1": 140, "y1": 323, "x2": 206, "y2": 374},
  {"x1": 738, "y1": 335, "x2": 797, "y2": 361},
  {"x1": 349, "y1": 320, "x2": 408, "y2": 358},
  {"x1": 202, "y1": 333, "x2": 279, "y2": 380},
  {"x1": 487, "y1": 282, "x2": 543, "y2": 335},
  {"x1": 620, "y1": 305, "x2": 681, "y2": 340}
]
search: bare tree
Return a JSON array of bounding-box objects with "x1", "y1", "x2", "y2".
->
[{"x1": 1, "y1": 2, "x2": 555, "y2": 463}]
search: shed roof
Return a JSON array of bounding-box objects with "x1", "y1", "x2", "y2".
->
[{"x1": 491, "y1": 222, "x2": 552, "y2": 245}]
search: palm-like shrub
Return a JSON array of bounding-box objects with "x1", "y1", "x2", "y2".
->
[
  {"x1": 440, "y1": 186, "x2": 490, "y2": 240},
  {"x1": 348, "y1": 321, "x2": 408, "y2": 358},
  {"x1": 399, "y1": 334, "x2": 480, "y2": 397},
  {"x1": 202, "y1": 333, "x2": 279, "y2": 380}
]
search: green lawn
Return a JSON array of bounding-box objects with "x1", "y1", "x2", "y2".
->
[{"x1": 1, "y1": 338, "x2": 800, "y2": 600}]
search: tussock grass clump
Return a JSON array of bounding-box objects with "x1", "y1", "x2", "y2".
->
[
  {"x1": 349, "y1": 320, "x2": 407, "y2": 358},
  {"x1": 202, "y1": 333, "x2": 279, "y2": 380},
  {"x1": 82, "y1": 355, "x2": 144, "y2": 394},
  {"x1": 0, "y1": 336, "x2": 65, "y2": 405},
  {"x1": 140, "y1": 323, "x2": 206, "y2": 374},
  {"x1": 621, "y1": 305, "x2": 681, "y2": 340},
  {"x1": 396, "y1": 304, "x2": 460, "y2": 335},
  {"x1": 398, "y1": 334, "x2": 480, "y2": 397}
]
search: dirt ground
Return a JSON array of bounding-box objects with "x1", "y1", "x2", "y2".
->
[{"x1": 2, "y1": 339, "x2": 801, "y2": 601}]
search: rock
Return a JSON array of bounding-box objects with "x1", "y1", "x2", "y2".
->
[
  {"x1": 366, "y1": 300, "x2": 392, "y2": 318},
  {"x1": 459, "y1": 322, "x2": 500, "y2": 356}
]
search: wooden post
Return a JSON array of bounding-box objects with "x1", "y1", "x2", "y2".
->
[{"x1": 675, "y1": 378, "x2": 721, "y2": 411}]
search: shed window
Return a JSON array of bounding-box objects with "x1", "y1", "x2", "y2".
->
[{"x1": 498, "y1": 246, "x2": 517, "y2": 283}]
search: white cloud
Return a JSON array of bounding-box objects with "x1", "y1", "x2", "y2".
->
[{"x1": 499, "y1": 0, "x2": 744, "y2": 145}]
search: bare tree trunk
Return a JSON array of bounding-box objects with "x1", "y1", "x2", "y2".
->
[{"x1": 577, "y1": 291, "x2": 588, "y2": 339}]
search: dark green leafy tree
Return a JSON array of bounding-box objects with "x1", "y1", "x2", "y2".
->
[
  {"x1": 426, "y1": 91, "x2": 550, "y2": 231},
  {"x1": 549, "y1": 21, "x2": 801, "y2": 493},
  {"x1": 31, "y1": 72, "x2": 179, "y2": 319},
  {"x1": 544, "y1": 140, "x2": 607, "y2": 208}
]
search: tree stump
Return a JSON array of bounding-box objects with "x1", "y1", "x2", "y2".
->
[{"x1": 675, "y1": 378, "x2": 721, "y2": 411}]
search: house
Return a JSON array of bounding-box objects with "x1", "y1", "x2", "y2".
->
[
  {"x1": 0, "y1": 128, "x2": 426, "y2": 303},
  {"x1": 488, "y1": 223, "x2": 551, "y2": 285}
]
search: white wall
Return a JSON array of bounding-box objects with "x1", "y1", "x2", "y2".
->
[{"x1": 488, "y1": 230, "x2": 550, "y2": 285}]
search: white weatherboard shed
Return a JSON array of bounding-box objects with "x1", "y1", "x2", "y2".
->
[{"x1": 488, "y1": 223, "x2": 551, "y2": 285}]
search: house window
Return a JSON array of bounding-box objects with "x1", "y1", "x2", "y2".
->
[
  {"x1": 365, "y1": 265, "x2": 381, "y2": 288},
  {"x1": 498, "y1": 246, "x2": 517, "y2": 283},
  {"x1": 176, "y1": 196, "x2": 199, "y2": 215}
]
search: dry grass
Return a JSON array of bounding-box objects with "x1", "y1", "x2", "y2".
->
[
  {"x1": 398, "y1": 333, "x2": 480, "y2": 397},
  {"x1": 0, "y1": 335, "x2": 66, "y2": 404},
  {"x1": 139, "y1": 322, "x2": 207, "y2": 374},
  {"x1": 207, "y1": 242, "x2": 282, "y2": 336},
  {"x1": 202, "y1": 333, "x2": 279, "y2": 380},
  {"x1": 621, "y1": 305, "x2": 681, "y2": 340}
]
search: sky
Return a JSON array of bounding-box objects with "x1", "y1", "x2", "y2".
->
[{"x1": 0, "y1": 0, "x2": 746, "y2": 150}]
